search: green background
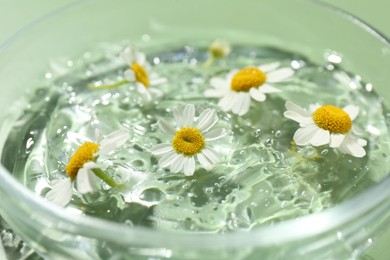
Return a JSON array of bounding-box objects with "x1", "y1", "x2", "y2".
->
[{"x1": 0, "y1": 0, "x2": 389, "y2": 259}]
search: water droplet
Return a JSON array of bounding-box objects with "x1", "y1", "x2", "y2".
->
[{"x1": 140, "y1": 188, "x2": 165, "y2": 204}]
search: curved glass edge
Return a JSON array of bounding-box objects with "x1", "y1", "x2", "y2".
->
[
  {"x1": 0, "y1": 0, "x2": 86, "y2": 53},
  {"x1": 0, "y1": 0, "x2": 389, "y2": 250}
]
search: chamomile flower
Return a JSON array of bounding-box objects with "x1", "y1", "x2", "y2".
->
[
  {"x1": 283, "y1": 101, "x2": 367, "y2": 158},
  {"x1": 152, "y1": 104, "x2": 226, "y2": 176},
  {"x1": 205, "y1": 62, "x2": 294, "y2": 115},
  {"x1": 121, "y1": 46, "x2": 167, "y2": 101},
  {"x1": 203, "y1": 40, "x2": 231, "y2": 68},
  {"x1": 45, "y1": 130, "x2": 129, "y2": 206}
]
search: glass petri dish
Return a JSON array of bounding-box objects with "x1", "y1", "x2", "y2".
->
[{"x1": 0, "y1": 0, "x2": 389, "y2": 259}]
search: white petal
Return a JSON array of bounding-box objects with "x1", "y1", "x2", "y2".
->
[
  {"x1": 197, "y1": 153, "x2": 213, "y2": 171},
  {"x1": 310, "y1": 128, "x2": 331, "y2": 146},
  {"x1": 285, "y1": 101, "x2": 311, "y2": 117},
  {"x1": 45, "y1": 179, "x2": 73, "y2": 207},
  {"x1": 173, "y1": 107, "x2": 185, "y2": 128},
  {"x1": 196, "y1": 109, "x2": 217, "y2": 132},
  {"x1": 329, "y1": 134, "x2": 346, "y2": 148},
  {"x1": 210, "y1": 77, "x2": 228, "y2": 90},
  {"x1": 76, "y1": 168, "x2": 97, "y2": 194},
  {"x1": 259, "y1": 84, "x2": 281, "y2": 93},
  {"x1": 135, "y1": 52, "x2": 146, "y2": 65},
  {"x1": 121, "y1": 47, "x2": 135, "y2": 64},
  {"x1": 170, "y1": 155, "x2": 186, "y2": 173},
  {"x1": 124, "y1": 69, "x2": 136, "y2": 81},
  {"x1": 218, "y1": 92, "x2": 236, "y2": 112},
  {"x1": 309, "y1": 104, "x2": 322, "y2": 113},
  {"x1": 357, "y1": 138, "x2": 367, "y2": 147},
  {"x1": 99, "y1": 130, "x2": 129, "y2": 155},
  {"x1": 293, "y1": 124, "x2": 319, "y2": 146},
  {"x1": 141, "y1": 88, "x2": 152, "y2": 102},
  {"x1": 183, "y1": 104, "x2": 195, "y2": 126},
  {"x1": 258, "y1": 62, "x2": 280, "y2": 73},
  {"x1": 249, "y1": 88, "x2": 266, "y2": 102},
  {"x1": 235, "y1": 92, "x2": 251, "y2": 116},
  {"x1": 157, "y1": 119, "x2": 176, "y2": 136},
  {"x1": 150, "y1": 76, "x2": 167, "y2": 86},
  {"x1": 202, "y1": 148, "x2": 220, "y2": 164},
  {"x1": 158, "y1": 151, "x2": 177, "y2": 168},
  {"x1": 343, "y1": 105, "x2": 359, "y2": 121},
  {"x1": 342, "y1": 139, "x2": 366, "y2": 158},
  {"x1": 204, "y1": 128, "x2": 226, "y2": 141},
  {"x1": 152, "y1": 143, "x2": 173, "y2": 155},
  {"x1": 82, "y1": 161, "x2": 99, "y2": 170},
  {"x1": 283, "y1": 111, "x2": 313, "y2": 125},
  {"x1": 183, "y1": 157, "x2": 196, "y2": 176},
  {"x1": 136, "y1": 84, "x2": 147, "y2": 94},
  {"x1": 204, "y1": 88, "x2": 227, "y2": 97},
  {"x1": 266, "y1": 68, "x2": 295, "y2": 83},
  {"x1": 352, "y1": 126, "x2": 364, "y2": 136}
]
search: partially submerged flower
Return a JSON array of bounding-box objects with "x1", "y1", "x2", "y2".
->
[
  {"x1": 152, "y1": 104, "x2": 226, "y2": 176},
  {"x1": 205, "y1": 62, "x2": 294, "y2": 115},
  {"x1": 121, "y1": 46, "x2": 166, "y2": 101},
  {"x1": 203, "y1": 40, "x2": 231, "y2": 68},
  {"x1": 46, "y1": 130, "x2": 129, "y2": 206},
  {"x1": 283, "y1": 101, "x2": 367, "y2": 158}
]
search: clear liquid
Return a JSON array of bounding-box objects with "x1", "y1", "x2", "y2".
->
[{"x1": 2, "y1": 44, "x2": 390, "y2": 233}]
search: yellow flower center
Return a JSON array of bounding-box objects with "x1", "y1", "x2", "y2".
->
[
  {"x1": 172, "y1": 127, "x2": 205, "y2": 156},
  {"x1": 231, "y1": 67, "x2": 266, "y2": 92},
  {"x1": 313, "y1": 105, "x2": 352, "y2": 134},
  {"x1": 132, "y1": 62, "x2": 150, "y2": 87},
  {"x1": 66, "y1": 142, "x2": 99, "y2": 181}
]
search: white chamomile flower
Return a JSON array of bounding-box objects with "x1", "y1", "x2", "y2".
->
[
  {"x1": 152, "y1": 104, "x2": 226, "y2": 176},
  {"x1": 205, "y1": 62, "x2": 294, "y2": 115},
  {"x1": 121, "y1": 46, "x2": 167, "y2": 101},
  {"x1": 45, "y1": 130, "x2": 129, "y2": 206},
  {"x1": 283, "y1": 101, "x2": 367, "y2": 158}
]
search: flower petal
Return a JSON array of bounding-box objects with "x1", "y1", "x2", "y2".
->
[
  {"x1": 249, "y1": 88, "x2": 266, "y2": 102},
  {"x1": 124, "y1": 69, "x2": 136, "y2": 81},
  {"x1": 218, "y1": 92, "x2": 236, "y2": 112},
  {"x1": 283, "y1": 111, "x2": 313, "y2": 125},
  {"x1": 157, "y1": 119, "x2": 176, "y2": 136},
  {"x1": 358, "y1": 138, "x2": 367, "y2": 147},
  {"x1": 329, "y1": 134, "x2": 346, "y2": 148},
  {"x1": 121, "y1": 47, "x2": 135, "y2": 64},
  {"x1": 183, "y1": 104, "x2": 195, "y2": 126},
  {"x1": 152, "y1": 143, "x2": 173, "y2": 155},
  {"x1": 210, "y1": 77, "x2": 228, "y2": 90},
  {"x1": 150, "y1": 76, "x2": 167, "y2": 86},
  {"x1": 197, "y1": 153, "x2": 213, "y2": 171},
  {"x1": 310, "y1": 128, "x2": 331, "y2": 146},
  {"x1": 173, "y1": 107, "x2": 185, "y2": 128},
  {"x1": 343, "y1": 105, "x2": 359, "y2": 121},
  {"x1": 259, "y1": 84, "x2": 281, "y2": 93},
  {"x1": 99, "y1": 130, "x2": 129, "y2": 155},
  {"x1": 267, "y1": 68, "x2": 295, "y2": 83},
  {"x1": 204, "y1": 128, "x2": 226, "y2": 141},
  {"x1": 258, "y1": 62, "x2": 280, "y2": 73},
  {"x1": 170, "y1": 154, "x2": 186, "y2": 173},
  {"x1": 232, "y1": 92, "x2": 251, "y2": 116},
  {"x1": 285, "y1": 101, "x2": 311, "y2": 117},
  {"x1": 158, "y1": 151, "x2": 177, "y2": 168},
  {"x1": 183, "y1": 157, "x2": 196, "y2": 176},
  {"x1": 342, "y1": 139, "x2": 366, "y2": 158},
  {"x1": 202, "y1": 147, "x2": 220, "y2": 164},
  {"x1": 196, "y1": 109, "x2": 217, "y2": 132},
  {"x1": 45, "y1": 178, "x2": 73, "y2": 207},
  {"x1": 293, "y1": 124, "x2": 319, "y2": 146},
  {"x1": 135, "y1": 52, "x2": 146, "y2": 65},
  {"x1": 76, "y1": 168, "x2": 97, "y2": 194}
]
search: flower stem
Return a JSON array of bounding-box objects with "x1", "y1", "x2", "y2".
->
[
  {"x1": 92, "y1": 168, "x2": 118, "y2": 188},
  {"x1": 88, "y1": 79, "x2": 129, "y2": 89},
  {"x1": 202, "y1": 57, "x2": 216, "y2": 69}
]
